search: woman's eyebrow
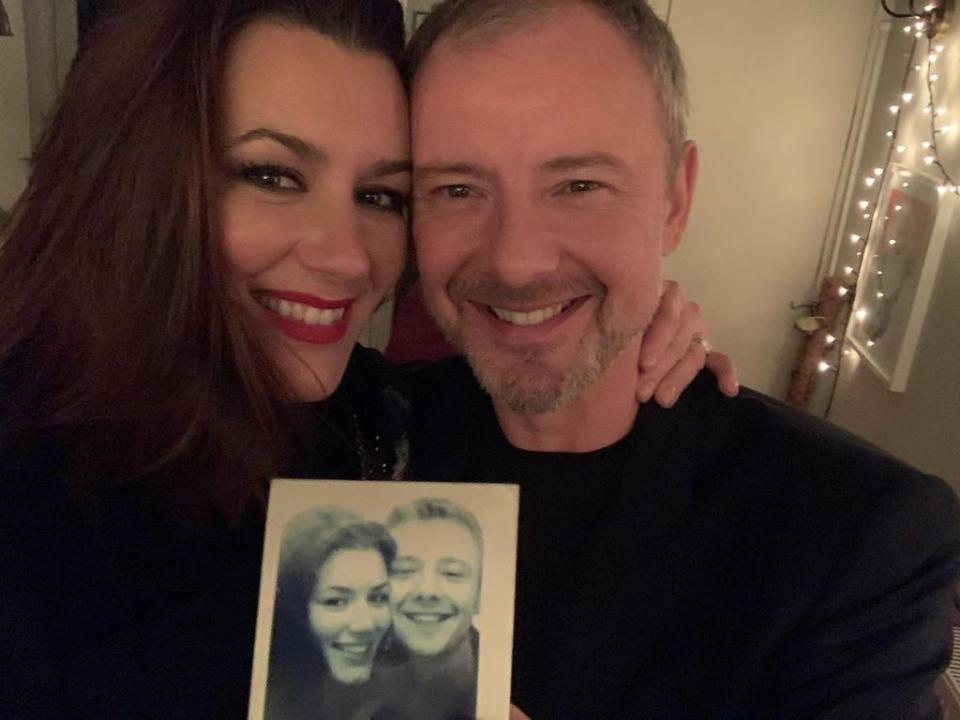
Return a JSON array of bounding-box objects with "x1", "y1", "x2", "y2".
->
[
  {"x1": 229, "y1": 127, "x2": 323, "y2": 161},
  {"x1": 362, "y1": 159, "x2": 412, "y2": 181}
]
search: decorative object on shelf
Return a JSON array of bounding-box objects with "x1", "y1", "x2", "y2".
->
[
  {"x1": 0, "y1": 1, "x2": 13, "y2": 37},
  {"x1": 788, "y1": 277, "x2": 848, "y2": 409},
  {"x1": 848, "y1": 164, "x2": 955, "y2": 391}
]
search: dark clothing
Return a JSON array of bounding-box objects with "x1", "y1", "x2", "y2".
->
[
  {"x1": 404, "y1": 357, "x2": 960, "y2": 720},
  {"x1": 0, "y1": 346, "x2": 403, "y2": 719},
  {"x1": 375, "y1": 627, "x2": 480, "y2": 720}
]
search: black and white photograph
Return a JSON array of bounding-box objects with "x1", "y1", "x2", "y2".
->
[{"x1": 248, "y1": 480, "x2": 518, "y2": 720}]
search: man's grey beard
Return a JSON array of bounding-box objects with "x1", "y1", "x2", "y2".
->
[{"x1": 466, "y1": 324, "x2": 636, "y2": 414}]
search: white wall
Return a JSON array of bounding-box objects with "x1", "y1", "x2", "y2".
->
[
  {"x1": 827, "y1": 16, "x2": 960, "y2": 489},
  {"x1": 0, "y1": 0, "x2": 31, "y2": 212},
  {"x1": 666, "y1": 0, "x2": 878, "y2": 395}
]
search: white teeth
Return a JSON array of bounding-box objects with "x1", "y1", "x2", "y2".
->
[
  {"x1": 257, "y1": 295, "x2": 346, "y2": 325},
  {"x1": 492, "y1": 302, "x2": 567, "y2": 326}
]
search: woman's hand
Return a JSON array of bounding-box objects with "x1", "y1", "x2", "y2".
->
[{"x1": 637, "y1": 280, "x2": 739, "y2": 407}]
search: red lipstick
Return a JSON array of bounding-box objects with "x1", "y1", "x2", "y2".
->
[{"x1": 257, "y1": 290, "x2": 353, "y2": 346}]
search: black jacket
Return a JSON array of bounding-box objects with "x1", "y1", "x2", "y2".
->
[{"x1": 404, "y1": 357, "x2": 960, "y2": 720}]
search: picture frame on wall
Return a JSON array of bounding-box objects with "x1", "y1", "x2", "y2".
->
[{"x1": 847, "y1": 164, "x2": 955, "y2": 392}]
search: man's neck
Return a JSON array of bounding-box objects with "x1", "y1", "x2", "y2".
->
[{"x1": 492, "y1": 339, "x2": 642, "y2": 453}]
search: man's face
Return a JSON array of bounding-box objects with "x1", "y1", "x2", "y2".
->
[
  {"x1": 412, "y1": 3, "x2": 697, "y2": 413},
  {"x1": 389, "y1": 519, "x2": 481, "y2": 657}
]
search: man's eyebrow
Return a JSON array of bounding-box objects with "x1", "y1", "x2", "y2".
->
[
  {"x1": 229, "y1": 127, "x2": 323, "y2": 161},
  {"x1": 539, "y1": 152, "x2": 629, "y2": 174},
  {"x1": 413, "y1": 162, "x2": 491, "y2": 182}
]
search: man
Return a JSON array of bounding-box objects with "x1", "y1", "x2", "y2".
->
[
  {"x1": 376, "y1": 498, "x2": 483, "y2": 720},
  {"x1": 401, "y1": 1, "x2": 960, "y2": 718}
]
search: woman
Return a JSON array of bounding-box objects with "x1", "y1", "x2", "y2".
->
[
  {"x1": 267, "y1": 507, "x2": 396, "y2": 720},
  {"x1": 0, "y1": 0, "x2": 730, "y2": 717}
]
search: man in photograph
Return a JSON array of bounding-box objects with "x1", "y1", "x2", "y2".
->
[
  {"x1": 402, "y1": 1, "x2": 960, "y2": 718},
  {"x1": 376, "y1": 498, "x2": 482, "y2": 720}
]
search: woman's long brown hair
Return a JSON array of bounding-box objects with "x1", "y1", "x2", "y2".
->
[{"x1": 0, "y1": 0, "x2": 404, "y2": 524}]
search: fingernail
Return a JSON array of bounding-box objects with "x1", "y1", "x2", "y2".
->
[
  {"x1": 639, "y1": 381, "x2": 655, "y2": 402},
  {"x1": 660, "y1": 388, "x2": 677, "y2": 407}
]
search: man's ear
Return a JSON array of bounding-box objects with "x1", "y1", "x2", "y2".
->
[{"x1": 662, "y1": 140, "x2": 699, "y2": 257}]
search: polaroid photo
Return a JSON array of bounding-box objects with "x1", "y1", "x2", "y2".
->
[{"x1": 248, "y1": 479, "x2": 519, "y2": 720}]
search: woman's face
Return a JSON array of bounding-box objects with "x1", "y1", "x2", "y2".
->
[
  {"x1": 308, "y1": 548, "x2": 392, "y2": 684},
  {"x1": 221, "y1": 21, "x2": 409, "y2": 401}
]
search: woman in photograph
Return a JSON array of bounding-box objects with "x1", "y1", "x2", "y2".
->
[
  {"x1": 0, "y1": 0, "x2": 731, "y2": 717},
  {"x1": 267, "y1": 507, "x2": 396, "y2": 720}
]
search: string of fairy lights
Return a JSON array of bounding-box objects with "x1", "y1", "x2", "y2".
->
[{"x1": 815, "y1": 0, "x2": 957, "y2": 408}]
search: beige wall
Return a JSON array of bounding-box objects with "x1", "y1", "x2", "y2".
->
[
  {"x1": 827, "y1": 16, "x2": 960, "y2": 489},
  {"x1": 0, "y1": 0, "x2": 30, "y2": 212},
  {"x1": 666, "y1": 0, "x2": 879, "y2": 396}
]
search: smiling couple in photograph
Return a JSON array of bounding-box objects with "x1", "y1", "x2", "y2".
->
[{"x1": 265, "y1": 497, "x2": 483, "y2": 720}]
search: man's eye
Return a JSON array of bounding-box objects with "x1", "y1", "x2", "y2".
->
[
  {"x1": 438, "y1": 185, "x2": 472, "y2": 199},
  {"x1": 566, "y1": 180, "x2": 600, "y2": 193},
  {"x1": 238, "y1": 164, "x2": 303, "y2": 191},
  {"x1": 357, "y1": 188, "x2": 409, "y2": 215}
]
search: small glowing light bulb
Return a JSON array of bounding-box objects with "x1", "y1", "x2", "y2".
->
[
  {"x1": 896, "y1": 145, "x2": 907, "y2": 153},
  {"x1": 818, "y1": 361, "x2": 832, "y2": 373},
  {"x1": 867, "y1": 340, "x2": 876, "y2": 347},
  {"x1": 938, "y1": 184, "x2": 949, "y2": 196},
  {"x1": 838, "y1": 286, "x2": 849, "y2": 297},
  {"x1": 924, "y1": 105, "x2": 933, "y2": 114},
  {"x1": 877, "y1": 270, "x2": 884, "y2": 276},
  {"x1": 936, "y1": 107, "x2": 947, "y2": 117},
  {"x1": 886, "y1": 130, "x2": 895, "y2": 138},
  {"x1": 925, "y1": 155, "x2": 936, "y2": 165},
  {"x1": 826, "y1": 334, "x2": 837, "y2": 345},
  {"x1": 865, "y1": 177, "x2": 876, "y2": 187},
  {"x1": 936, "y1": 45, "x2": 945, "y2": 53},
  {"x1": 902, "y1": 182, "x2": 910, "y2": 188},
  {"x1": 856, "y1": 308, "x2": 868, "y2": 321},
  {"x1": 859, "y1": 200, "x2": 870, "y2": 210},
  {"x1": 895, "y1": 204, "x2": 903, "y2": 212},
  {"x1": 889, "y1": 238, "x2": 898, "y2": 246},
  {"x1": 931, "y1": 74, "x2": 940, "y2": 82},
  {"x1": 877, "y1": 292, "x2": 885, "y2": 298},
  {"x1": 925, "y1": 2, "x2": 937, "y2": 11},
  {"x1": 900, "y1": 170, "x2": 913, "y2": 177},
  {"x1": 922, "y1": 141, "x2": 932, "y2": 149},
  {"x1": 889, "y1": 105, "x2": 900, "y2": 115},
  {"x1": 844, "y1": 266, "x2": 855, "y2": 275},
  {"x1": 928, "y1": 53, "x2": 938, "y2": 63},
  {"x1": 874, "y1": 167, "x2": 884, "y2": 176},
  {"x1": 850, "y1": 233, "x2": 861, "y2": 243},
  {"x1": 902, "y1": 92, "x2": 914, "y2": 103}
]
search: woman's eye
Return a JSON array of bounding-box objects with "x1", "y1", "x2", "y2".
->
[
  {"x1": 368, "y1": 590, "x2": 390, "y2": 606},
  {"x1": 238, "y1": 164, "x2": 303, "y2": 192},
  {"x1": 317, "y1": 596, "x2": 349, "y2": 609},
  {"x1": 566, "y1": 180, "x2": 600, "y2": 193},
  {"x1": 357, "y1": 188, "x2": 409, "y2": 215}
]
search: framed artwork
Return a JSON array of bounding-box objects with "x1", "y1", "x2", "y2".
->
[{"x1": 848, "y1": 164, "x2": 955, "y2": 392}]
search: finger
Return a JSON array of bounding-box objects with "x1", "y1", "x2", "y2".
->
[
  {"x1": 637, "y1": 304, "x2": 705, "y2": 403},
  {"x1": 706, "y1": 351, "x2": 740, "y2": 397},
  {"x1": 652, "y1": 341, "x2": 708, "y2": 408},
  {"x1": 509, "y1": 705, "x2": 533, "y2": 720},
  {"x1": 638, "y1": 280, "x2": 685, "y2": 370}
]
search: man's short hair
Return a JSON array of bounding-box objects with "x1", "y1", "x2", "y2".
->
[
  {"x1": 386, "y1": 497, "x2": 484, "y2": 554},
  {"x1": 405, "y1": 0, "x2": 690, "y2": 172}
]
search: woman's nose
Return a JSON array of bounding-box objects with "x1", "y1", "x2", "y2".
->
[{"x1": 293, "y1": 202, "x2": 371, "y2": 282}]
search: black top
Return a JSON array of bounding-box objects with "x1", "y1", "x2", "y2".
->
[
  {"x1": 405, "y1": 357, "x2": 960, "y2": 720},
  {"x1": 0, "y1": 345, "x2": 405, "y2": 719}
]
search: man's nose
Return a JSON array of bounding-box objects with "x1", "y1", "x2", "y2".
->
[
  {"x1": 293, "y1": 199, "x2": 371, "y2": 282},
  {"x1": 484, "y1": 198, "x2": 561, "y2": 287},
  {"x1": 413, "y1": 569, "x2": 441, "y2": 599}
]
